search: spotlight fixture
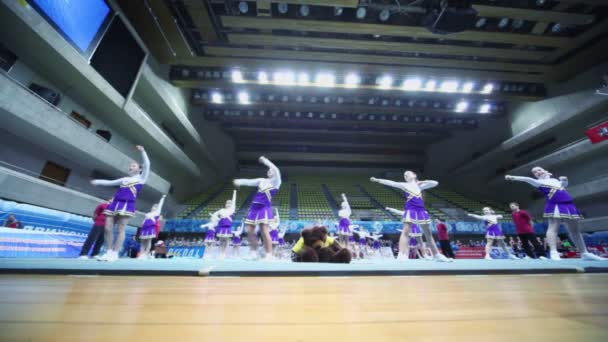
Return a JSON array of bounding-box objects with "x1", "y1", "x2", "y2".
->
[
  {"x1": 299, "y1": 5, "x2": 310, "y2": 17},
  {"x1": 481, "y1": 83, "x2": 494, "y2": 94},
  {"x1": 475, "y1": 17, "x2": 487, "y2": 28},
  {"x1": 210, "y1": 92, "x2": 223, "y2": 104},
  {"x1": 238, "y1": 1, "x2": 248, "y2": 14},
  {"x1": 315, "y1": 73, "x2": 335, "y2": 87},
  {"x1": 379, "y1": 9, "x2": 390, "y2": 22},
  {"x1": 461, "y1": 82, "x2": 474, "y2": 93},
  {"x1": 296, "y1": 95, "x2": 303, "y2": 102},
  {"x1": 277, "y1": 2, "x2": 288, "y2": 14},
  {"x1": 344, "y1": 73, "x2": 361, "y2": 88},
  {"x1": 551, "y1": 23, "x2": 563, "y2": 33},
  {"x1": 536, "y1": 0, "x2": 546, "y2": 5},
  {"x1": 498, "y1": 18, "x2": 510, "y2": 29},
  {"x1": 512, "y1": 19, "x2": 524, "y2": 29},
  {"x1": 377, "y1": 75, "x2": 393, "y2": 89},
  {"x1": 402, "y1": 78, "x2": 422, "y2": 91},
  {"x1": 440, "y1": 80, "x2": 459, "y2": 93},
  {"x1": 297, "y1": 72, "x2": 310, "y2": 85},
  {"x1": 479, "y1": 103, "x2": 491, "y2": 114},
  {"x1": 334, "y1": 7, "x2": 343, "y2": 16},
  {"x1": 356, "y1": 7, "x2": 366, "y2": 19},
  {"x1": 258, "y1": 71, "x2": 269, "y2": 84},
  {"x1": 456, "y1": 101, "x2": 469, "y2": 112},
  {"x1": 425, "y1": 80, "x2": 437, "y2": 91},
  {"x1": 237, "y1": 91, "x2": 250, "y2": 104},
  {"x1": 231, "y1": 70, "x2": 244, "y2": 83},
  {"x1": 273, "y1": 71, "x2": 295, "y2": 85}
]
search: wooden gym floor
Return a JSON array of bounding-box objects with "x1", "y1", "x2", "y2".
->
[{"x1": 0, "y1": 274, "x2": 607, "y2": 341}]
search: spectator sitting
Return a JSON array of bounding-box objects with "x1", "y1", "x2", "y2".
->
[
  {"x1": 123, "y1": 236, "x2": 140, "y2": 258},
  {"x1": 154, "y1": 240, "x2": 168, "y2": 258},
  {"x1": 3, "y1": 214, "x2": 23, "y2": 229}
]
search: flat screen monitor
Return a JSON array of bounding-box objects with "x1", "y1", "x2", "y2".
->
[{"x1": 28, "y1": 0, "x2": 113, "y2": 57}]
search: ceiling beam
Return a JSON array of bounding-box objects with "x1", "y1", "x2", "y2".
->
[
  {"x1": 146, "y1": 0, "x2": 193, "y2": 57},
  {"x1": 545, "y1": 19, "x2": 608, "y2": 62},
  {"x1": 265, "y1": 0, "x2": 359, "y2": 7},
  {"x1": 220, "y1": 16, "x2": 569, "y2": 48},
  {"x1": 236, "y1": 139, "x2": 426, "y2": 151},
  {"x1": 473, "y1": 5, "x2": 595, "y2": 26},
  {"x1": 173, "y1": 56, "x2": 548, "y2": 86},
  {"x1": 204, "y1": 46, "x2": 550, "y2": 73},
  {"x1": 236, "y1": 151, "x2": 424, "y2": 164},
  {"x1": 182, "y1": 0, "x2": 219, "y2": 42},
  {"x1": 549, "y1": 37, "x2": 608, "y2": 82},
  {"x1": 226, "y1": 33, "x2": 548, "y2": 61}
]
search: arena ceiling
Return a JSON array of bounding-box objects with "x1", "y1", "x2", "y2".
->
[{"x1": 118, "y1": 0, "x2": 608, "y2": 169}]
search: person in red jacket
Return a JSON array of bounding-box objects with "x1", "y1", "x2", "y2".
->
[
  {"x1": 435, "y1": 218, "x2": 455, "y2": 259},
  {"x1": 510, "y1": 202, "x2": 546, "y2": 259},
  {"x1": 3, "y1": 214, "x2": 23, "y2": 229},
  {"x1": 78, "y1": 198, "x2": 112, "y2": 259}
]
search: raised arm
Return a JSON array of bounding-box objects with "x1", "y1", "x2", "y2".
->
[
  {"x1": 233, "y1": 178, "x2": 264, "y2": 188},
  {"x1": 260, "y1": 156, "x2": 281, "y2": 188},
  {"x1": 370, "y1": 177, "x2": 405, "y2": 191},
  {"x1": 418, "y1": 180, "x2": 439, "y2": 190},
  {"x1": 227, "y1": 190, "x2": 237, "y2": 216},
  {"x1": 386, "y1": 207, "x2": 405, "y2": 216},
  {"x1": 137, "y1": 146, "x2": 150, "y2": 183},
  {"x1": 340, "y1": 194, "x2": 352, "y2": 217},
  {"x1": 559, "y1": 176, "x2": 569, "y2": 188},
  {"x1": 153, "y1": 195, "x2": 166, "y2": 216},
  {"x1": 91, "y1": 178, "x2": 125, "y2": 187},
  {"x1": 505, "y1": 175, "x2": 541, "y2": 187}
]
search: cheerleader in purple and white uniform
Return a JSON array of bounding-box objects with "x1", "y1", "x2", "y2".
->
[
  {"x1": 201, "y1": 190, "x2": 237, "y2": 260},
  {"x1": 138, "y1": 194, "x2": 166, "y2": 259},
  {"x1": 337, "y1": 194, "x2": 354, "y2": 247},
  {"x1": 233, "y1": 156, "x2": 281, "y2": 260},
  {"x1": 371, "y1": 172, "x2": 448, "y2": 261},
  {"x1": 91, "y1": 145, "x2": 150, "y2": 262},
  {"x1": 467, "y1": 207, "x2": 518, "y2": 260},
  {"x1": 386, "y1": 207, "x2": 427, "y2": 260},
  {"x1": 506, "y1": 167, "x2": 604, "y2": 261}
]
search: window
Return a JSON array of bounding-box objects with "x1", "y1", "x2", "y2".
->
[
  {"x1": 40, "y1": 161, "x2": 71, "y2": 186},
  {"x1": 70, "y1": 111, "x2": 92, "y2": 128}
]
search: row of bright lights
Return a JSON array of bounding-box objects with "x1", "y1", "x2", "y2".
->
[
  {"x1": 210, "y1": 91, "x2": 492, "y2": 114},
  {"x1": 231, "y1": 70, "x2": 494, "y2": 94}
]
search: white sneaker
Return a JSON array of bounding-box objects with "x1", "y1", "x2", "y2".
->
[
  {"x1": 243, "y1": 252, "x2": 259, "y2": 261},
  {"x1": 137, "y1": 253, "x2": 147, "y2": 260},
  {"x1": 550, "y1": 251, "x2": 561, "y2": 261},
  {"x1": 106, "y1": 251, "x2": 119, "y2": 262},
  {"x1": 581, "y1": 252, "x2": 606, "y2": 261},
  {"x1": 484, "y1": 255, "x2": 493, "y2": 260},
  {"x1": 508, "y1": 254, "x2": 519, "y2": 260},
  {"x1": 96, "y1": 252, "x2": 111, "y2": 261},
  {"x1": 434, "y1": 253, "x2": 450, "y2": 262},
  {"x1": 539, "y1": 256, "x2": 548, "y2": 260},
  {"x1": 77, "y1": 255, "x2": 89, "y2": 260}
]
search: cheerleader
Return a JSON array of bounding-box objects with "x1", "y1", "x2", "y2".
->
[
  {"x1": 337, "y1": 194, "x2": 354, "y2": 247},
  {"x1": 386, "y1": 207, "x2": 427, "y2": 260},
  {"x1": 137, "y1": 194, "x2": 166, "y2": 259},
  {"x1": 506, "y1": 167, "x2": 604, "y2": 260},
  {"x1": 233, "y1": 156, "x2": 282, "y2": 260},
  {"x1": 91, "y1": 145, "x2": 150, "y2": 262},
  {"x1": 371, "y1": 172, "x2": 448, "y2": 262},
  {"x1": 466, "y1": 207, "x2": 518, "y2": 260},
  {"x1": 203, "y1": 190, "x2": 237, "y2": 260}
]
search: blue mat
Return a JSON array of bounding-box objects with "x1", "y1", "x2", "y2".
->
[{"x1": 1, "y1": 258, "x2": 607, "y2": 276}]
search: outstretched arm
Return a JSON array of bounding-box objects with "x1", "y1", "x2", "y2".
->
[
  {"x1": 370, "y1": 177, "x2": 405, "y2": 191},
  {"x1": 386, "y1": 207, "x2": 405, "y2": 216},
  {"x1": 137, "y1": 146, "x2": 150, "y2": 183},
  {"x1": 466, "y1": 213, "x2": 485, "y2": 221},
  {"x1": 505, "y1": 175, "x2": 541, "y2": 187},
  {"x1": 495, "y1": 215, "x2": 504, "y2": 220},
  {"x1": 91, "y1": 178, "x2": 125, "y2": 187},
  {"x1": 339, "y1": 194, "x2": 352, "y2": 217},
  {"x1": 227, "y1": 190, "x2": 237, "y2": 216},
  {"x1": 260, "y1": 156, "x2": 282, "y2": 188},
  {"x1": 233, "y1": 178, "x2": 264, "y2": 187},
  {"x1": 418, "y1": 180, "x2": 439, "y2": 190}
]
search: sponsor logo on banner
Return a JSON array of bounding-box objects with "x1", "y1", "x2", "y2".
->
[{"x1": 167, "y1": 246, "x2": 206, "y2": 258}]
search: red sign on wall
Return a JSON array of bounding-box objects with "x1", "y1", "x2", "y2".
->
[{"x1": 586, "y1": 121, "x2": 608, "y2": 144}]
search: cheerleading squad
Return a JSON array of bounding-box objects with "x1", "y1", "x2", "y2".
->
[{"x1": 79, "y1": 146, "x2": 604, "y2": 262}]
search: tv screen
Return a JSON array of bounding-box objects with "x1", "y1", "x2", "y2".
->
[
  {"x1": 90, "y1": 16, "x2": 146, "y2": 98},
  {"x1": 29, "y1": 0, "x2": 113, "y2": 56}
]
